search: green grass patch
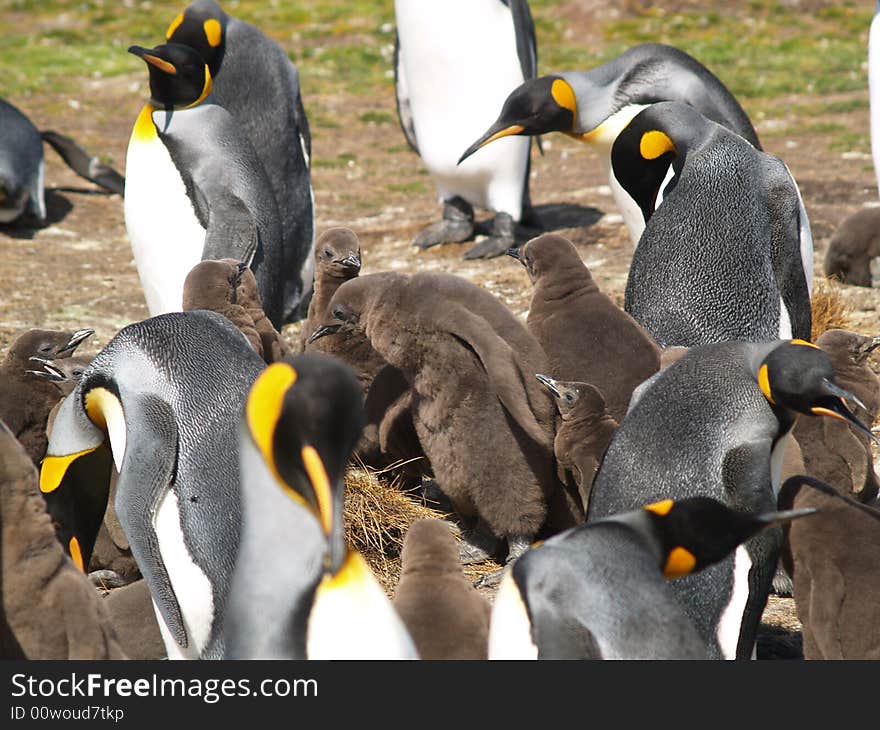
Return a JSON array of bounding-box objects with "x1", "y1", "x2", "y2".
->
[
  {"x1": 387, "y1": 181, "x2": 426, "y2": 194},
  {"x1": 359, "y1": 110, "x2": 393, "y2": 124}
]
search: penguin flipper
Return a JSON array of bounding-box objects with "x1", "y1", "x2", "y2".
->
[
  {"x1": 202, "y1": 196, "x2": 259, "y2": 267},
  {"x1": 112, "y1": 395, "x2": 187, "y2": 649},
  {"x1": 393, "y1": 33, "x2": 419, "y2": 155},
  {"x1": 40, "y1": 130, "x2": 125, "y2": 196},
  {"x1": 440, "y1": 306, "x2": 548, "y2": 446}
]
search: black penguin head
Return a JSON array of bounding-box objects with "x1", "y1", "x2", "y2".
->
[
  {"x1": 758, "y1": 340, "x2": 878, "y2": 442},
  {"x1": 458, "y1": 76, "x2": 576, "y2": 164},
  {"x1": 640, "y1": 497, "x2": 816, "y2": 579},
  {"x1": 165, "y1": 0, "x2": 228, "y2": 78},
  {"x1": 610, "y1": 103, "x2": 689, "y2": 225},
  {"x1": 244, "y1": 354, "x2": 365, "y2": 571},
  {"x1": 128, "y1": 43, "x2": 213, "y2": 110},
  {"x1": 536, "y1": 374, "x2": 607, "y2": 421},
  {"x1": 315, "y1": 227, "x2": 362, "y2": 279}
]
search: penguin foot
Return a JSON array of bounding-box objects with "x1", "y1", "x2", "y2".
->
[
  {"x1": 412, "y1": 196, "x2": 474, "y2": 249},
  {"x1": 506, "y1": 535, "x2": 532, "y2": 562},
  {"x1": 474, "y1": 566, "x2": 508, "y2": 589},
  {"x1": 771, "y1": 564, "x2": 793, "y2": 597},
  {"x1": 463, "y1": 212, "x2": 516, "y2": 260},
  {"x1": 457, "y1": 523, "x2": 501, "y2": 565},
  {"x1": 88, "y1": 569, "x2": 128, "y2": 591}
]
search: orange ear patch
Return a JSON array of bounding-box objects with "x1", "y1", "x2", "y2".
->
[
  {"x1": 644, "y1": 499, "x2": 674, "y2": 516},
  {"x1": 204, "y1": 19, "x2": 222, "y2": 47},
  {"x1": 640, "y1": 130, "x2": 676, "y2": 160},
  {"x1": 663, "y1": 546, "x2": 697, "y2": 578},
  {"x1": 551, "y1": 78, "x2": 576, "y2": 113}
]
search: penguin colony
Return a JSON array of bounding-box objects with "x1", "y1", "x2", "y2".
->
[{"x1": 2, "y1": 0, "x2": 880, "y2": 664}]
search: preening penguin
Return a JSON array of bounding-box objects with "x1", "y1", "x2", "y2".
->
[
  {"x1": 394, "y1": 0, "x2": 539, "y2": 259},
  {"x1": 124, "y1": 42, "x2": 287, "y2": 327},
  {"x1": 222, "y1": 354, "x2": 418, "y2": 659},
  {"x1": 610, "y1": 102, "x2": 812, "y2": 346},
  {"x1": 39, "y1": 311, "x2": 265, "y2": 660},
  {"x1": 489, "y1": 496, "x2": 815, "y2": 660},
  {"x1": 0, "y1": 98, "x2": 124, "y2": 225},
  {"x1": 165, "y1": 0, "x2": 315, "y2": 321},
  {"x1": 311, "y1": 271, "x2": 579, "y2": 564},
  {"x1": 510, "y1": 233, "x2": 660, "y2": 421},
  {"x1": 459, "y1": 42, "x2": 769, "y2": 245},
  {"x1": 587, "y1": 339, "x2": 877, "y2": 659}
]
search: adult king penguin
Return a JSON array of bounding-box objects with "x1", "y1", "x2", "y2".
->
[
  {"x1": 165, "y1": 0, "x2": 314, "y2": 321},
  {"x1": 460, "y1": 42, "x2": 813, "y2": 266},
  {"x1": 587, "y1": 339, "x2": 877, "y2": 660},
  {"x1": 124, "y1": 42, "x2": 288, "y2": 328},
  {"x1": 222, "y1": 354, "x2": 418, "y2": 659},
  {"x1": 39, "y1": 311, "x2": 265, "y2": 660},
  {"x1": 610, "y1": 102, "x2": 812, "y2": 346},
  {"x1": 394, "y1": 0, "x2": 539, "y2": 259}
]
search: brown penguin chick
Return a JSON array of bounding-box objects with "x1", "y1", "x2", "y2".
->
[
  {"x1": 183, "y1": 259, "x2": 264, "y2": 358},
  {"x1": 392, "y1": 519, "x2": 491, "y2": 659},
  {"x1": 299, "y1": 227, "x2": 362, "y2": 352},
  {"x1": 234, "y1": 261, "x2": 289, "y2": 363},
  {"x1": 102, "y1": 580, "x2": 166, "y2": 660},
  {"x1": 824, "y1": 207, "x2": 880, "y2": 287},
  {"x1": 0, "y1": 327, "x2": 93, "y2": 465},
  {"x1": 778, "y1": 477, "x2": 880, "y2": 659},
  {"x1": 511, "y1": 233, "x2": 661, "y2": 422},
  {"x1": 0, "y1": 420, "x2": 126, "y2": 659},
  {"x1": 793, "y1": 329, "x2": 880, "y2": 503},
  {"x1": 535, "y1": 375, "x2": 618, "y2": 514},
  {"x1": 312, "y1": 271, "x2": 580, "y2": 562}
]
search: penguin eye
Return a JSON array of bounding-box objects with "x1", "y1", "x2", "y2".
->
[
  {"x1": 564, "y1": 393, "x2": 574, "y2": 404},
  {"x1": 38, "y1": 344, "x2": 52, "y2": 355},
  {"x1": 323, "y1": 248, "x2": 334, "y2": 258},
  {"x1": 332, "y1": 305, "x2": 350, "y2": 321}
]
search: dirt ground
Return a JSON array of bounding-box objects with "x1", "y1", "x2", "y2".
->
[{"x1": 3, "y1": 4, "x2": 879, "y2": 658}]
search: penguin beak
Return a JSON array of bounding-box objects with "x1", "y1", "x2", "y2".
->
[
  {"x1": 56, "y1": 328, "x2": 94, "y2": 357},
  {"x1": 779, "y1": 474, "x2": 880, "y2": 523},
  {"x1": 753, "y1": 507, "x2": 818, "y2": 527},
  {"x1": 128, "y1": 45, "x2": 178, "y2": 75},
  {"x1": 458, "y1": 121, "x2": 526, "y2": 165},
  {"x1": 28, "y1": 357, "x2": 65, "y2": 381},
  {"x1": 307, "y1": 323, "x2": 342, "y2": 344},
  {"x1": 535, "y1": 373, "x2": 561, "y2": 398},
  {"x1": 506, "y1": 247, "x2": 523, "y2": 262},
  {"x1": 236, "y1": 261, "x2": 249, "y2": 275},
  {"x1": 811, "y1": 379, "x2": 879, "y2": 443},
  {"x1": 336, "y1": 253, "x2": 361, "y2": 271}
]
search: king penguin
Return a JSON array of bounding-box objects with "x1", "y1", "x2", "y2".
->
[
  {"x1": 586, "y1": 339, "x2": 877, "y2": 660},
  {"x1": 124, "y1": 42, "x2": 287, "y2": 328},
  {"x1": 165, "y1": 0, "x2": 315, "y2": 321},
  {"x1": 488, "y1": 496, "x2": 815, "y2": 660},
  {"x1": 610, "y1": 101, "x2": 812, "y2": 346},
  {"x1": 460, "y1": 41, "x2": 814, "y2": 272},
  {"x1": 38, "y1": 311, "x2": 265, "y2": 660},
  {"x1": 222, "y1": 353, "x2": 418, "y2": 659},
  {"x1": 394, "y1": 0, "x2": 539, "y2": 259}
]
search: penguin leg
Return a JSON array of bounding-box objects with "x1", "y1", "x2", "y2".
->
[
  {"x1": 463, "y1": 211, "x2": 516, "y2": 260},
  {"x1": 412, "y1": 196, "x2": 474, "y2": 249},
  {"x1": 474, "y1": 535, "x2": 531, "y2": 588},
  {"x1": 457, "y1": 518, "x2": 502, "y2": 565}
]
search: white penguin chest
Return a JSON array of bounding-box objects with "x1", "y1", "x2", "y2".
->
[{"x1": 124, "y1": 108, "x2": 206, "y2": 316}]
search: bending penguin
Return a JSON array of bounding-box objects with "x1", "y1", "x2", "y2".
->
[
  {"x1": 394, "y1": 0, "x2": 539, "y2": 259},
  {"x1": 165, "y1": 0, "x2": 315, "y2": 321},
  {"x1": 222, "y1": 353, "x2": 418, "y2": 659},
  {"x1": 39, "y1": 311, "x2": 266, "y2": 660},
  {"x1": 489, "y1": 496, "x2": 815, "y2": 660},
  {"x1": 611, "y1": 102, "x2": 811, "y2": 345},
  {"x1": 460, "y1": 41, "x2": 813, "y2": 272},
  {"x1": 586, "y1": 339, "x2": 877, "y2": 659},
  {"x1": 124, "y1": 42, "x2": 288, "y2": 328},
  {"x1": 0, "y1": 98, "x2": 124, "y2": 225}
]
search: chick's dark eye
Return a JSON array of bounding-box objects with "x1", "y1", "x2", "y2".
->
[
  {"x1": 38, "y1": 344, "x2": 52, "y2": 354},
  {"x1": 323, "y1": 249, "x2": 333, "y2": 258},
  {"x1": 332, "y1": 305, "x2": 345, "y2": 319},
  {"x1": 565, "y1": 393, "x2": 574, "y2": 403}
]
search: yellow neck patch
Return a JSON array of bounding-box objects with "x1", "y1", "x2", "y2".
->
[
  {"x1": 69, "y1": 537, "x2": 85, "y2": 572},
  {"x1": 166, "y1": 12, "x2": 184, "y2": 39},
  {"x1": 550, "y1": 78, "x2": 577, "y2": 114},
  {"x1": 40, "y1": 446, "x2": 100, "y2": 493},
  {"x1": 131, "y1": 104, "x2": 157, "y2": 143},
  {"x1": 640, "y1": 130, "x2": 676, "y2": 160},
  {"x1": 758, "y1": 363, "x2": 775, "y2": 405},
  {"x1": 301, "y1": 445, "x2": 334, "y2": 535},
  {"x1": 791, "y1": 338, "x2": 819, "y2": 349},
  {"x1": 204, "y1": 19, "x2": 222, "y2": 47},
  {"x1": 184, "y1": 66, "x2": 213, "y2": 109},
  {"x1": 644, "y1": 499, "x2": 674, "y2": 516},
  {"x1": 84, "y1": 387, "x2": 121, "y2": 430},
  {"x1": 246, "y1": 362, "x2": 298, "y2": 487},
  {"x1": 663, "y1": 546, "x2": 697, "y2": 578}
]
